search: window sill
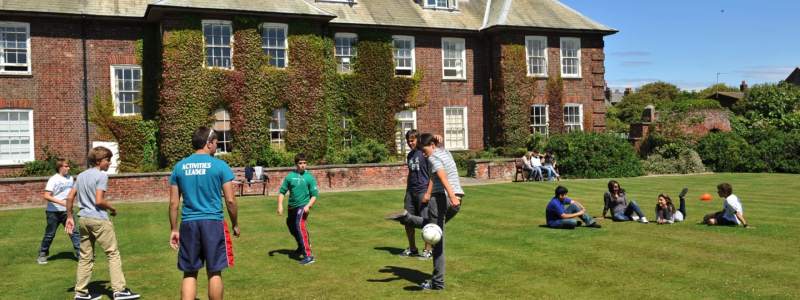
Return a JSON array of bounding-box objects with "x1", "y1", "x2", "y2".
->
[
  {"x1": 0, "y1": 161, "x2": 29, "y2": 167},
  {"x1": 0, "y1": 72, "x2": 32, "y2": 77},
  {"x1": 113, "y1": 113, "x2": 142, "y2": 117},
  {"x1": 561, "y1": 75, "x2": 582, "y2": 79},
  {"x1": 203, "y1": 66, "x2": 234, "y2": 71},
  {"x1": 526, "y1": 74, "x2": 548, "y2": 78},
  {"x1": 442, "y1": 77, "x2": 467, "y2": 82}
]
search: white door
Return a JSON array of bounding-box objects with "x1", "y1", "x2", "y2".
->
[{"x1": 92, "y1": 141, "x2": 119, "y2": 174}]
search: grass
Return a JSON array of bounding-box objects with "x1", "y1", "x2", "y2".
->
[{"x1": 1, "y1": 173, "x2": 799, "y2": 299}]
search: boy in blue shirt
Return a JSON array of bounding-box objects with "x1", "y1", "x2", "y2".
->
[
  {"x1": 399, "y1": 130, "x2": 432, "y2": 259},
  {"x1": 277, "y1": 153, "x2": 319, "y2": 265},
  {"x1": 169, "y1": 127, "x2": 240, "y2": 300},
  {"x1": 546, "y1": 186, "x2": 601, "y2": 229}
]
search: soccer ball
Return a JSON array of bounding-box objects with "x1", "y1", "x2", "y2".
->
[{"x1": 422, "y1": 224, "x2": 442, "y2": 245}]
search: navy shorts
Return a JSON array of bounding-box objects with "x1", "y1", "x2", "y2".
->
[
  {"x1": 178, "y1": 220, "x2": 234, "y2": 272},
  {"x1": 404, "y1": 190, "x2": 426, "y2": 216}
]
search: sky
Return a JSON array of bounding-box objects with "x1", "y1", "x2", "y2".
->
[{"x1": 560, "y1": 0, "x2": 800, "y2": 91}]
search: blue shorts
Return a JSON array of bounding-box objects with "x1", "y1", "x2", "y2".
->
[{"x1": 178, "y1": 220, "x2": 234, "y2": 272}]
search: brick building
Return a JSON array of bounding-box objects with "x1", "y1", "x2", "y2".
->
[{"x1": 0, "y1": 0, "x2": 616, "y2": 174}]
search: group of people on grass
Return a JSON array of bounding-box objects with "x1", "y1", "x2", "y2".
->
[
  {"x1": 545, "y1": 181, "x2": 749, "y2": 229},
  {"x1": 36, "y1": 125, "x2": 749, "y2": 299}
]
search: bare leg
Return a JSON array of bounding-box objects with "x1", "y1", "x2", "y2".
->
[
  {"x1": 181, "y1": 272, "x2": 197, "y2": 300},
  {"x1": 208, "y1": 271, "x2": 223, "y2": 300}
]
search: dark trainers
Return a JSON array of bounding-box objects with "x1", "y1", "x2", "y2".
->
[
  {"x1": 37, "y1": 255, "x2": 48, "y2": 265},
  {"x1": 299, "y1": 256, "x2": 316, "y2": 265},
  {"x1": 384, "y1": 210, "x2": 408, "y2": 223},
  {"x1": 679, "y1": 187, "x2": 689, "y2": 199},
  {"x1": 74, "y1": 292, "x2": 102, "y2": 300},
  {"x1": 419, "y1": 280, "x2": 444, "y2": 290},
  {"x1": 400, "y1": 248, "x2": 419, "y2": 257},
  {"x1": 587, "y1": 222, "x2": 602, "y2": 228},
  {"x1": 113, "y1": 288, "x2": 140, "y2": 300}
]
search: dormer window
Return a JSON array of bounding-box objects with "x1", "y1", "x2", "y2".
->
[{"x1": 424, "y1": 0, "x2": 457, "y2": 10}]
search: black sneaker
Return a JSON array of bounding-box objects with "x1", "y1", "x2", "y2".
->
[
  {"x1": 679, "y1": 187, "x2": 689, "y2": 199},
  {"x1": 384, "y1": 210, "x2": 408, "y2": 223},
  {"x1": 74, "y1": 292, "x2": 102, "y2": 300},
  {"x1": 299, "y1": 256, "x2": 316, "y2": 265},
  {"x1": 419, "y1": 280, "x2": 444, "y2": 290},
  {"x1": 587, "y1": 222, "x2": 602, "y2": 229},
  {"x1": 113, "y1": 288, "x2": 140, "y2": 300},
  {"x1": 400, "y1": 247, "x2": 419, "y2": 257}
]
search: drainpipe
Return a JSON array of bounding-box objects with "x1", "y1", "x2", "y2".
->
[{"x1": 81, "y1": 15, "x2": 90, "y2": 166}]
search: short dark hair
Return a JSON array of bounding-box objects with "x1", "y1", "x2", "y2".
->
[
  {"x1": 54, "y1": 158, "x2": 69, "y2": 172},
  {"x1": 405, "y1": 129, "x2": 419, "y2": 141},
  {"x1": 191, "y1": 127, "x2": 218, "y2": 150},
  {"x1": 87, "y1": 146, "x2": 113, "y2": 166},
  {"x1": 294, "y1": 153, "x2": 307, "y2": 164},
  {"x1": 555, "y1": 185, "x2": 568, "y2": 197},
  {"x1": 717, "y1": 183, "x2": 733, "y2": 197},
  {"x1": 418, "y1": 133, "x2": 435, "y2": 147}
]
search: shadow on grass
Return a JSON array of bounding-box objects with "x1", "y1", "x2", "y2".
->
[
  {"x1": 66, "y1": 280, "x2": 112, "y2": 298},
  {"x1": 267, "y1": 249, "x2": 301, "y2": 261},
  {"x1": 373, "y1": 246, "x2": 404, "y2": 255},
  {"x1": 49, "y1": 251, "x2": 77, "y2": 262},
  {"x1": 367, "y1": 265, "x2": 429, "y2": 291}
]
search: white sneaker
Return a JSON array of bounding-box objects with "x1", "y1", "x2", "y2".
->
[
  {"x1": 630, "y1": 215, "x2": 640, "y2": 221},
  {"x1": 639, "y1": 217, "x2": 649, "y2": 224}
]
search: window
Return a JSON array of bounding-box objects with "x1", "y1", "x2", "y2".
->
[
  {"x1": 0, "y1": 109, "x2": 34, "y2": 165},
  {"x1": 560, "y1": 37, "x2": 581, "y2": 78},
  {"x1": 563, "y1": 104, "x2": 583, "y2": 132},
  {"x1": 443, "y1": 106, "x2": 468, "y2": 150},
  {"x1": 110, "y1": 65, "x2": 142, "y2": 116},
  {"x1": 392, "y1": 35, "x2": 415, "y2": 76},
  {"x1": 442, "y1": 38, "x2": 466, "y2": 80},
  {"x1": 203, "y1": 20, "x2": 233, "y2": 69},
  {"x1": 424, "y1": 0, "x2": 457, "y2": 9},
  {"x1": 341, "y1": 112, "x2": 354, "y2": 148},
  {"x1": 270, "y1": 108, "x2": 287, "y2": 148},
  {"x1": 394, "y1": 110, "x2": 417, "y2": 154},
  {"x1": 261, "y1": 23, "x2": 287, "y2": 68},
  {"x1": 213, "y1": 108, "x2": 232, "y2": 153},
  {"x1": 530, "y1": 104, "x2": 548, "y2": 135},
  {"x1": 335, "y1": 33, "x2": 357, "y2": 73},
  {"x1": 525, "y1": 36, "x2": 547, "y2": 77},
  {"x1": 0, "y1": 22, "x2": 30, "y2": 74}
]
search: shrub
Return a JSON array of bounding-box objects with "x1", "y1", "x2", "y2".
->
[
  {"x1": 696, "y1": 132, "x2": 753, "y2": 172},
  {"x1": 544, "y1": 132, "x2": 643, "y2": 178},
  {"x1": 747, "y1": 128, "x2": 800, "y2": 173},
  {"x1": 325, "y1": 139, "x2": 389, "y2": 165},
  {"x1": 257, "y1": 147, "x2": 296, "y2": 168},
  {"x1": 642, "y1": 146, "x2": 706, "y2": 175},
  {"x1": 216, "y1": 151, "x2": 246, "y2": 168},
  {"x1": 525, "y1": 133, "x2": 547, "y2": 153},
  {"x1": 19, "y1": 147, "x2": 84, "y2": 177}
]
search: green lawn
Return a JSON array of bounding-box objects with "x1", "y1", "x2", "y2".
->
[{"x1": 2, "y1": 173, "x2": 799, "y2": 299}]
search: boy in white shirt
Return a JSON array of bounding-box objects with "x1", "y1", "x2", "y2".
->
[
  {"x1": 37, "y1": 159, "x2": 81, "y2": 264},
  {"x1": 702, "y1": 183, "x2": 749, "y2": 228}
]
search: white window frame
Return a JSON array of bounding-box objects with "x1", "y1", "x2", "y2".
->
[
  {"x1": 0, "y1": 109, "x2": 34, "y2": 165},
  {"x1": 341, "y1": 111, "x2": 354, "y2": 148},
  {"x1": 202, "y1": 20, "x2": 233, "y2": 70},
  {"x1": 441, "y1": 37, "x2": 466, "y2": 80},
  {"x1": 260, "y1": 23, "x2": 288, "y2": 68},
  {"x1": 270, "y1": 108, "x2": 287, "y2": 148},
  {"x1": 109, "y1": 65, "x2": 142, "y2": 116},
  {"x1": 395, "y1": 110, "x2": 418, "y2": 154},
  {"x1": 443, "y1": 106, "x2": 469, "y2": 150},
  {"x1": 525, "y1": 36, "x2": 548, "y2": 77},
  {"x1": 335, "y1": 33, "x2": 358, "y2": 73},
  {"x1": 560, "y1": 37, "x2": 581, "y2": 78},
  {"x1": 392, "y1": 35, "x2": 415, "y2": 77},
  {"x1": 424, "y1": 0, "x2": 458, "y2": 10},
  {"x1": 212, "y1": 108, "x2": 232, "y2": 154},
  {"x1": 563, "y1": 103, "x2": 584, "y2": 132},
  {"x1": 0, "y1": 21, "x2": 32, "y2": 75},
  {"x1": 530, "y1": 104, "x2": 549, "y2": 135}
]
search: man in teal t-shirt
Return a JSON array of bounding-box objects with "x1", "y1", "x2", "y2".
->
[
  {"x1": 277, "y1": 153, "x2": 319, "y2": 265},
  {"x1": 168, "y1": 127, "x2": 240, "y2": 300}
]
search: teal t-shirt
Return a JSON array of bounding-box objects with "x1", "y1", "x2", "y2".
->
[
  {"x1": 170, "y1": 154, "x2": 235, "y2": 222},
  {"x1": 279, "y1": 170, "x2": 319, "y2": 209}
]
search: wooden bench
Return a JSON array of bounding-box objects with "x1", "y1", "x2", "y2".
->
[
  {"x1": 232, "y1": 167, "x2": 270, "y2": 197},
  {"x1": 513, "y1": 158, "x2": 530, "y2": 182}
]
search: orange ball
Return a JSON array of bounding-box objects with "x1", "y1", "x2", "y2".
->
[{"x1": 700, "y1": 193, "x2": 713, "y2": 201}]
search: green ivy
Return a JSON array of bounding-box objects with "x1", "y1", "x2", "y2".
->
[
  {"x1": 492, "y1": 44, "x2": 535, "y2": 149},
  {"x1": 89, "y1": 95, "x2": 159, "y2": 172}
]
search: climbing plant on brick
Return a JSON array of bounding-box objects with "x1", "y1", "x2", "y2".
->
[
  {"x1": 492, "y1": 44, "x2": 536, "y2": 149},
  {"x1": 547, "y1": 76, "x2": 565, "y2": 133},
  {"x1": 89, "y1": 95, "x2": 158, "y2": 172}
]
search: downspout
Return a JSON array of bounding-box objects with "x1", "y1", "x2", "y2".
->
[{"x1": 81, "y1": 15, "x2": 90, "y2": 166}]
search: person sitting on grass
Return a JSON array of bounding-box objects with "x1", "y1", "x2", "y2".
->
[
  {"x1": 702, "y1": 183, "x2": 749, "y2": 228},
  {"x1": 602, "y1": 180, "x2": 648, "y2": 223},
  {"x1": 655, "y1": 188, "x2": 688, "y2": 224},
  {"x1": 546, "y1": 186, "x2": 601, "y2": 229}
]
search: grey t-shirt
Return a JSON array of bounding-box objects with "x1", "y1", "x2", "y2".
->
[
  {"x1": 75, "y1": 168, "x2": 110, "y2": 220},
  {"x1": 429, "y1": 148, "x2": 463, "y2": 196},
  {"x1": 604, "y1": 191, "x2": 629, "y2": 215}
]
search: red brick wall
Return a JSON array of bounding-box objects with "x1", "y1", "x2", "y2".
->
[
  {"x1": 472, "y1": 159, "x2": 516, "y2": 180},
  {"x1": 0, "y1": 16, "x2": 142, "y2": 174},
  {"x1": 0, "y1": 163, "x2": 410, "y2": 209}
]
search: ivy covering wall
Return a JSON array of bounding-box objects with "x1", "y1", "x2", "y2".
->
[{"x1": 491, "y1": 44, "x2": 535, "y2": 149}]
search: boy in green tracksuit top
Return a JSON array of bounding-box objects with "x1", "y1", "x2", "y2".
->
[{"x1": 277, "y1": 153, "x2": 319, "y2": 265}]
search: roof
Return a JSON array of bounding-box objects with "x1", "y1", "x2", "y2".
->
[
  {"x1": 149, "y1": 0, "x2": 335, "y2": 17},
  {"x1": 0, "y1": 0, "x2": 615, "y2": 33},
  {"x1": 706, "y1": 91, "x2": 744, "y2": 101},
  {"x1": 787, "y1": 67, "x2": 800, "y2": 85},
  {"x1": 0, "y1": 0, "x2": 149, "y2": 18}
]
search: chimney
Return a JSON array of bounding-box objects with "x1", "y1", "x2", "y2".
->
[
  {"x1": 740, "y1": 80, "x2": 748, "y2": 92},
  {"x1": 605, "y1": 87, "x2": 611, "y2": 100},
  {"x1": 624, "y1": 87, "x2": 632, "y2": 96}
]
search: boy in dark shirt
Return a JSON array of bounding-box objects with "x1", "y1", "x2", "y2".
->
[{"x1": 400, "y1": 130, "x2": 432, "y2": 259}]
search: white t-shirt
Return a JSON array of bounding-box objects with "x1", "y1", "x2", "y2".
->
[
  {"x1": 531, "y1": 156, "x2": 542, "y2": 167},
  {"x1": 722, "y1": 194, "x2": 743, "y2": 224},
  {"x1": 44, "y1": 173, "x2": 74, "y2": 212}
]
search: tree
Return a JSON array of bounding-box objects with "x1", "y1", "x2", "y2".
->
[{"x1": 637, "y1": 81, "x2": 680, "y2": 102}]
